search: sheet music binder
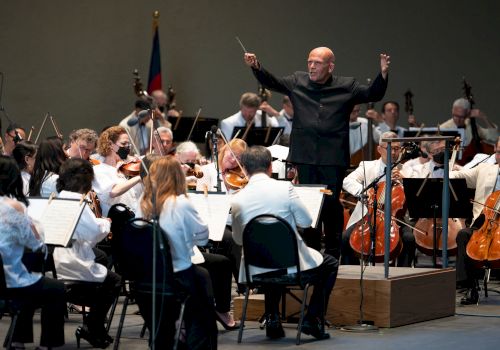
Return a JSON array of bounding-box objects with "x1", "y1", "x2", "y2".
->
[
  {"x1": 26, "y1": 197, "x2": 86, "y2": 247},
  {"x1": 168, "y1": 116, "x2": 219, "y2": 143},
  {"x1": 231, "y1": 126, "x2": 285, "y2": 146}
]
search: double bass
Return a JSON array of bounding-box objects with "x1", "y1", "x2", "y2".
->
[
  {"x1": 466, "y1": 191, "x2": 500, "y2": 268},
  {"x1": 458, "y1": 78, "x2": 494, "y2": 165},
  {"x1": 349, "y1": 179, "x2": 405, "y2": 262}
]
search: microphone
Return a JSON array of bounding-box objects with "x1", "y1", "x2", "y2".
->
[
  {"x1": 349, "y1": 122, "x2": 361, "y2": 129},
  {"x1": 402, "y1": 142, "x2": 428, "y2": 160},
  {"x1": 127, "y1": 109, "x2": 150, "y2": 126}
]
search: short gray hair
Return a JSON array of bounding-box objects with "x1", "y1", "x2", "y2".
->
[
  {"x1": 452, "y1": 98, "x2": 471, "y2": 114},
  {"x1": 156, "y1": 126, "x2": 173, "y2": 138},
  {"x1": 176, "y1": 141, "x2": 199, "y2": 155}
]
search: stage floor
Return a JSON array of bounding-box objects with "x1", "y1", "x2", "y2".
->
[{"x1": 1, "y1": 280, "x2": 499, "y2": 349}]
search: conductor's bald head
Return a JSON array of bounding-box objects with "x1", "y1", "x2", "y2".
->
[{"x1": 307, "y1": 47, "x2": 335, "y2": 84}]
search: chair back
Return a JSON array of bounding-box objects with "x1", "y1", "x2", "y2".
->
[
  {"x1": 242, "y1": 214, "x2": 301, "y2": 283},
  {"x1": 117, "y1": 218, "x2": 176, "y2": 294},
  {"x1": 108, "y1": 203, "x2": 135, "y2": 273},
  {"x1": 0, "y1": 255, "x2": 6, "y2": 296}
]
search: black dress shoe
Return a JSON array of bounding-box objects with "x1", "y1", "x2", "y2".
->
[
  {"x1": 460, "y1": 287, "x2": 479, "y2": 305},
  {"x1": 300, "y1": 317, "x2": 330, "y2": 340},
  {"x1": 265, "y1": 314, "x2": 285, "y2": 339}
]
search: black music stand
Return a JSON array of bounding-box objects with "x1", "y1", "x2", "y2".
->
[
  {"x1": 231, "y1": 126, "x2": 284, "y2": 146},
  {"x1": 169, "y1": 116, "x2": 219, "y2": 143},
  {"x1": 403, "y1": 178, "x2": 471, "y2": 267}
]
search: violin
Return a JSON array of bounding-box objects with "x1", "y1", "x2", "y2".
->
[
  {"x1": 466, "y1": 190, "x2": 500, "y2": 268},
  {"x1": 185, "y1": 162, "x2": 204, "y2": 179},
  {"x1": 119, "y1": 159, "x2": 142, "y2": 177},
  {"x1": 223, "y1": 167, "x2": 249, "y2": 190},
  {"x1": 349, "y1": 180, "x2": 405, "y2": 262}
]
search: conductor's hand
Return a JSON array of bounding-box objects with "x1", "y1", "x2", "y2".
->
[
  {"x1": 380, "y1": 54, "x2": 390, "y2": 79},
  {"x1": 244, "y1": 53, "x2": 260, "y2": 69}
]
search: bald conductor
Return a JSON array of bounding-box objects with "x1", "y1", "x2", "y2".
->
[{"x1": 244, "y1": 47, "x2": 389, "y2": 258}]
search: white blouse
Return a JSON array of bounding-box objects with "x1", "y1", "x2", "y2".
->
[
  {"x1": 136, "y1": 194, "x2": 209, "y2": 273},
  {"x1": 92, "y1": 162, "x2": 142, "y2": 216},
  {"x1": 0, "y1": 196, "x2": 43, "y2": 288},
  {"x1": 52, "y1": 191, "x2": 111, "y2": 282}
]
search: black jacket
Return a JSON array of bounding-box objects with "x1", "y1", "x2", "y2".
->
[{"x1": 252, "y1": 67, "x2": 387, "y2": 167}]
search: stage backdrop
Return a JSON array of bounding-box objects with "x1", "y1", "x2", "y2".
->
[{"x1": 0, "y1": 0, "x2": 498, "y2": 139}]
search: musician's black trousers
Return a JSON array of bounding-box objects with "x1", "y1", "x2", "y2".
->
[
  {"x1": 296, "y1": 164, "x2": 347, "y2": 259},
  {"x1": 456, "y1": 227, "x2": 481, "y2": 287}
]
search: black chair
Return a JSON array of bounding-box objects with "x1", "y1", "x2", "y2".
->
[
  {"x1": 238, "y1": 214, "x2": 324, "y2": 345},
  {"x1": 0, "y1": 255, "x2": 22, "y2": 349},
  {"x1": 112, "y1": 217, "x2": 187, "y2": 350}
]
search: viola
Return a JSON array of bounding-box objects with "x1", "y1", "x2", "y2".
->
[
  {"x1": 349, "y1": 181, "x2": 405, "y2": 262},
  {"x1": 119, "y1": 159, "x2": 142, "y2": 177},
  {"x1": 466, "y1": 190, "x2": 500, "y2": 268},
  {"x1": 223, "y1": 168, "x2": 248, "y2": 190}
]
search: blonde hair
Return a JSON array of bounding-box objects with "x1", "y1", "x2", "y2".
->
[
  {"x1": 140, "y1": 155, "x2": 186, "y2": 220},
  {"x1": 97, "y1": 126, "x2": 126, "y2": 156},
  {"x1": 218, "y1": 138, "x2": 247, "y2": 171}
]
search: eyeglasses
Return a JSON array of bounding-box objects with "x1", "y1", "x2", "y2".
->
[{"x1": 379, "y1": 146, "x2": 402, "y2": 152}]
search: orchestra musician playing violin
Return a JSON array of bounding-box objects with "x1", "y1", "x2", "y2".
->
[
  {"x1": 29, "y1": 138, "x2": 67, "y2": 197},
  {"x1": 450, "y1": 136, "x2": 500, "y2": 305},
  {"x1": 342, "y1": 131, "x2": 415, "y2": 266},
  {"x1": 12, "y1": 140, "x2": 37, "y2": 196},
  {"x1": 244, "y1": 47, "x2": 389, "y2": 259},
  {"x1": 151, "y1": 126, "x2": 174, "y2": 155},
  {"x1": 65, "y1": 128, "x2": 98, "y2": 161},
  {"x1": 91, "y1": 126, "x2": 142, "y2": 215},
  {"x1": 175, "y1": 141, "x2": 204, "y2": 189}
]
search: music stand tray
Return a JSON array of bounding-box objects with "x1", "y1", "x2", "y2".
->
[{"x1": 231, "y1": 126, "x2": 284, "y2": 146}]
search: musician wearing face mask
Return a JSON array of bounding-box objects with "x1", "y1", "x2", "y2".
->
[
  {"x1": 342, "y1": 131, "x2": 415, "y2": 266},
  {"x1": 401, "y1": 139, "x2": 430, "y2": 176},
  {"x1": 409, "y1": 140, "x2": 461, "y2": 178},
  {"x1": 449, "y1": 137, "x2": 500, "y2": 304},
  {"x1": 2, "y1": 123, "x2": 26, "y2": 156},
  {"x1": 91, "y1": 126, "x2": 142, "y2": 216}
]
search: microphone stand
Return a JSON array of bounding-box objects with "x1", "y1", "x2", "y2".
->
[
  {"x1": 341, "y1": 118, "x2": 378, "y2": 332},
  {"x1": 212, "y1": 128, "x2": 222, "y2": 193}
]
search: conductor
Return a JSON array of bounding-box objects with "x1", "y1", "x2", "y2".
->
[{"x1": 244, "y1": 47, "x2": 389, "y2": 258}]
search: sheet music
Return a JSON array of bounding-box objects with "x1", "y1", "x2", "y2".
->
[
  {"x1": 27, "y1": 197, "x2": 85, "y2": 247},
  {"x1": 189, "y1": 192, "x2": 230, "y2": 241},
  {"x1": 293, "y1": 185, "x2": 327, "y2": 228},
  {"x1": 267, "y1": 144, "x2": 289, "y2": 161}
]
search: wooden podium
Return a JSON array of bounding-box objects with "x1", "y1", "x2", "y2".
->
[{"x1": 233, "y1": 265, "x2": 456, "y2": 328}]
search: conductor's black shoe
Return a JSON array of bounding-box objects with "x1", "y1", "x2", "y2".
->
[
  {"x1": 265, "y1": 314, "x2": 285, "y2": 339},
  {"x1": 300, "y1": 317, "x2": 330, "y2": 340},
  {"x1": 460, "y1": 287, "x2": 479, "y2": 305}
]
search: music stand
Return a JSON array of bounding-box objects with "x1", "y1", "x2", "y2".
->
[
  {"x1": 403, "y1": 178, "x2": 471, "y2": 267},
  {"x1": 231, "y1": 126, "x2": 284, "y2": 146},
  {"x1": 169, "y1": 116, "x2": 219, "y2": 143}
]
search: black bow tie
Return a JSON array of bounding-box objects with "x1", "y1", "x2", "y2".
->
[{"x1": 433, "y1": 165, "x2": 444, "y2": 171}]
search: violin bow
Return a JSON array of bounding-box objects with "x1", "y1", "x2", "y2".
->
[
  {"x1": 187, "y1": 107, "x2": 202, "y2": 141},
  {"x1": 34, "y1": 112, "x2": 49, "y2": 144}
]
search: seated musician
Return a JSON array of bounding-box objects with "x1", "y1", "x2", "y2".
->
[
  {"x1": 136, "y1": 156, "x2": 218, "y2": 349},
  {"x1": 65, "y1": 128, "x2": 99, "y2": 161},
  {"x1": 55, "y1": 159, "x2": 121, "y2": 348},
  {"x1": 151, "y1": 126, "x2": 174, "y2": 155},
  {"x1": 29, "y1": 138, "x2": 68, "y2": 197},
  {"x1": 220, "y1": 92, "x2": 279, "y2": 141},
  {"x1": 440, "y1": 98, "x2": 498, "y2": 147},
  {"x1": 342, "y1": 131, "x2": 415, "y2": 267},
  {"x1": 407, "y1": 139, "x2": 462, "y2": 178},
  {"x1": 373, "y1": 101, "x2": 407, "y2": 144},
  {"x1": 12, "y1": 140, "x2": 37, "y2": 196},
  {"x1": 175, "y1": 141, "x2": 204, "y2": 190},
  {"x1": 401, "y1": 138, "x2": 430, "y2": 176},
  {"x1": 231, "y1": 146, "x2": 338, "y2": 340},
  {"x1": 2, "y1": 123, "x2": 26, "y2": 156},
  {"x1": 349, "y1": 104, "x2": 371, "y2": 157},
  {"x1": 92, "y1": 126, "x2": 142, "y2": 215},
  {"x1": 0, "y1": 155, "x2": 66, "y2": 350},
  {"x1": 449, "y1": 136, "x2": 500, "y2": 304}
]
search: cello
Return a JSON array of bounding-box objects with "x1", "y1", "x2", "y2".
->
[
  {"x1": 349, "y1": 179, "x2": 405, "y2": 263},
  {"x1": 412, "y1": 138, "x2": 465, "y2": 256},
  {"x1": 466, "y1": 191, "x2": 500, "y2": 268}
]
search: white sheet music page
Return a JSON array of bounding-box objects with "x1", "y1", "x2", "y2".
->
[
  {"x1": 293, "y1": 184, "x2": 327, "y2": 228},
  {"x1": 189, "y1": 192, "x2": 230, "y2": 241},
  {"x1": 27, "y1": 198, "x2": 85, "y2": 247}
]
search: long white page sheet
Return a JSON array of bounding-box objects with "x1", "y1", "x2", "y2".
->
[
  {"x1": 27, "y1": 197, "x2": 86, "y2": 247},
  {"x1": 293, "y1": 184, "x2": 327, "y2": 228},
  {"x1": 188, "y1": 192, "x2": 230, "y2": 241}
]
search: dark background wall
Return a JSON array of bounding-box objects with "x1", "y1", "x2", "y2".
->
[{"x1": 0, "y1": 0, "x2": 499, "y2": 139}]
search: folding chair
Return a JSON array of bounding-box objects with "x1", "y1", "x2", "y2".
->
[
  {"x1": 113, "y1": 217, "x2": 187, "y2": 350},
  {"x1": 237, "y1": 214, "x2": 324, "y2": 345}
]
